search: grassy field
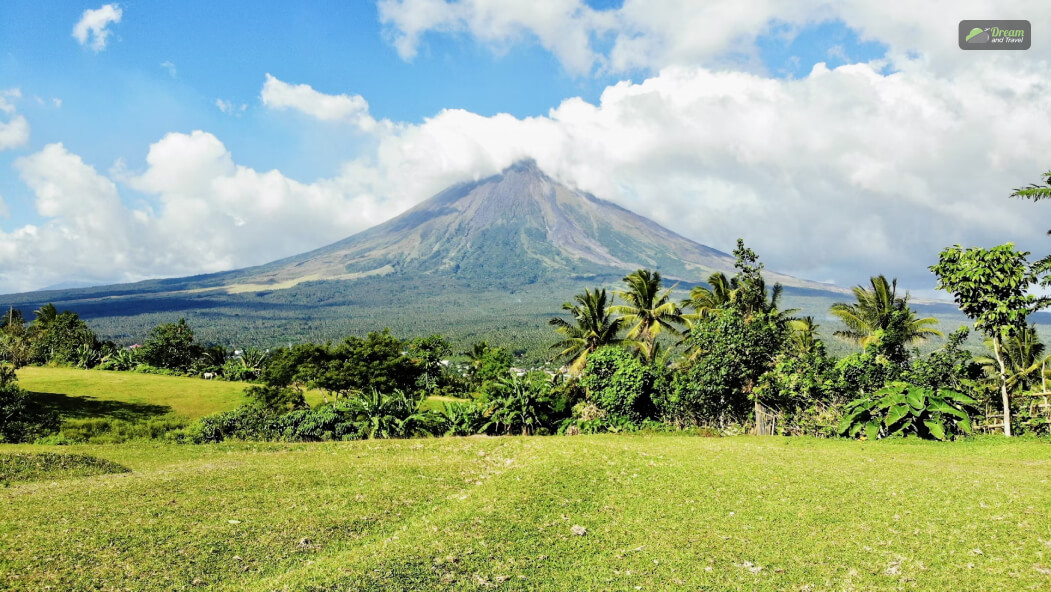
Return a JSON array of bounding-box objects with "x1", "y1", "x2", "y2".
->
[
  {"x1": 15, "y1": 367, "x2": 334, "y2": 421},
  {"x1": 2, "y1": 435, "x2": 1050, "y2": 591}
]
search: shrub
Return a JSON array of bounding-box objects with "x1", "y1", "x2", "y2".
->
[
  {"x1": 0, "y1": 365, "x2": 59, "y2": 443},
  {"x1": 838, "y1": 381, "x2": 977, "y2": 441},
  {"x1": 278, "y1": 403, "x2": 358, "y2": 441},
  {"x1": 579, "y1": 346, "x2": 657, "y2": 422},
  {"x1": 188, "y1": 405, "x2": 283, "y2": 443}
]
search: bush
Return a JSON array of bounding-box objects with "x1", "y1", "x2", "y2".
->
[
  {"x1": 278, "y1": 403, "x2": 358, "y2": 441},
  {"x1": 579, "y1": 346, "x2": 658, "y2": 422},
  {"x1": 185, "y1": 405, "x2": 283, "y2": 443},
  {"x1": 838, "y1": 381, "x2": 977, "y2": 441},
  {"x1": 668, "y1": 309, "x2": 786, "y2": 427},
  {"x1": 0, "y1": 365, "x2": 59, "y2": 443}
]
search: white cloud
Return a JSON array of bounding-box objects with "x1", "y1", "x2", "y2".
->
[
  {"x1": 215, "y1": 99, "x2": 246, "y2": 115},
  {"x1": 0, "y1": 89, "x2": 29, "y2": 150},
  {"x1": 377, "y1": 0, "x2": 615, "y2": 74},
  {"x1": 248, "y1": 61, "x2": 1051, "y2": 290},
  {"x1": 378, "y1": 0, "x2": 1051, "y2": 76},
  {"x1": 72, "y1": 4, "x2": 123, "y2": 52},
  {"x1": 52, "y1": 98, "x2": 62, "y2": 108},
  {"x1": 261, "y1": 74, "x2": 380, "y2": 132},
  {"x1": 0, "y1": 133, "x2": 396, "y2": 292},
  {"x1": 5, "y1": 11, "x2": 1051, "y2": 293},
  {"x1": 160, "y1": 61, "x2": 177, "y2": 78}
]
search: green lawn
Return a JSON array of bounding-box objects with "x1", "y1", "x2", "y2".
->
[
  {"x1": 14, "y1": 367, "x2": 337, "y2": 421},
  {"x1": 2, "y1": 435, "x2": 1049, "y2": 591},
  {"x1": 16, "y1": 366, "x2": 256, "y2": 420}
]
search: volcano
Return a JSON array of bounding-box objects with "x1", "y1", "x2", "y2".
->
[{"x1": 0, "y1": 159, "x2": 842, "y2": 355}]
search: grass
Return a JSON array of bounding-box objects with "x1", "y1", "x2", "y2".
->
[
  {"x1": 0, "y1": 452, "x2": 130, "y2": 484},
  {"x1": 1, "y1": 435, "x2": 1050, "y2": 590},
  {"x1": 16, "y1": 366, "x2": 255, "y2": 420},
  {"x1": 15, "y1": 366, "x2": 330, "y2": 421}
]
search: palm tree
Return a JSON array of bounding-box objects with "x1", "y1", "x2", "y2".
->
[
  {"x1": 30, "y1": 303, "x2": 58, "y2": 330},
  {"x1": 681, "y1": 272, "x2": 735, "y2": 326},
  {"x1": 788, "y1": 316, "x2": 822, "y2": 355},
  {"x1": 975, "y1": 325, "x2": 1050, "y2": 396},
  {"x1": 829, "y1": 275, "x2": 942, "y2": 347},
  {"x1": 549, "y1": 288, "x2": 625, "y2": 373},
  {"x1": 611, "y1": 269, "x2": 683, "y2": 361}
]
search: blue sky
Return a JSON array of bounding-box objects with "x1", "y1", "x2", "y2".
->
[{"x1": 0, "y1": 1, "x2": 1048, "y2": 293}]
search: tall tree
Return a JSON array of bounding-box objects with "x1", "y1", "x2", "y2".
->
[
  {"x1": 931, "y1": 243, "x2": 1045, "y2": 436},
  {"x1": 549, "y1": 288, "x2": 625, "y2": 373},
  {"x1": 829, "y1": 275, "x2": 942, "y2": 354},
  {"x1": 1010, "y1": 169, "x2": 1051, "y2": 283},
  {"x1": 611, "y1": 269, "x2": 682, "y2": 362}
]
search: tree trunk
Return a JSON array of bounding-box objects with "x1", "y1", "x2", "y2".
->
[{"x1": 993, "y1": 336, "x2": 1012, "y2": 437}]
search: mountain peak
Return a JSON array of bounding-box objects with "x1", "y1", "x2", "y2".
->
[
  {"x1": 503, "y1": 158, "x2": 545, "y2": 176},
  {"x1": 219, "y1": 161, "x2": 830, "y2": 292}
]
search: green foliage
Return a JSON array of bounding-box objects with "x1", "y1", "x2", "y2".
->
[
  {"x1": 468, "y1": 342, "x2": 513, "y2": 385},
  {"x1": 833, "y1": 344, "x2": 906, "y2": 398},
  {"x1": 669, "y1": 308, "x2": 787, "y2": 426},
  {"x1": 189, "y1": 405, "x2": 283, "y2": 443},
  {"x1": 838, "y1": 381, "x2": 977, "y2": 441},
  {"x1": 0, "y1": 365, "x2": 59, "y2": 443},
  {"x1": 931, "y1": 243, "x2": 1044, "y2": 435},
  {"x1": 441, "y1": 400, "x2": 487, "y2": 436},
  {"x1": 138, "y1": 318, "x2": 202, "y2": 372},
  {"x1": 97, "y1": 347, "x2": 137, "y2": 371},
  {"x1": 277, "y1": 402, "x2": 359, "y2": 442},
  {"x1": 244, "y1": 384, "x2": 307, "y2": 414},
  {"x1": 30, "y1": 307, "x2": 99, "y2": 365},
  {"x1": 262, "y1": 331, "x2": 426, "y2": 400},
  {"x1": 829, "y1": 275, "x2": 941, "y2": 364},
  {"x1": 931, "y1": 244, "x2": 1042, "y2": 339},
  {"x1": 549, "y1": 287, "x2": 625, "y2": 372},
  {"x1": 479, "y1": 371, "x2": 571, "y2": 436},
  {"x1": 345, "y1": 388, "x2": 443, "y2": 439},
  {"x1": 578, "y1": 346, "x2": 657, "y2": 422},
  {"x1": 907, "y1": 327, "x2": 982, "y2": 393},
  {"x1": 611, "y1": 269, "x2": 682, "y2": 361}
]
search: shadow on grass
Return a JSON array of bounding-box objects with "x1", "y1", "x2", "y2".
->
[{"x1": 29, "y1": 391, "x2": 171, "y2": 422}]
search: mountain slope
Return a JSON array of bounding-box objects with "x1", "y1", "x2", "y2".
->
[{"x1": 221, "y1": 159, "x2": 823, "y2": 290}]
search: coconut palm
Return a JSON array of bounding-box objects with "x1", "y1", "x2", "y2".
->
[
  {"x1": 611, "y1": 269, "x2": 683, "y2": 361},
  {"x1": 829, "y1": 275, "x2": 942, "y2": 347},
  {"x1": 975, "y1": 325, "x2": 1051, "y2": 395},
  {"x1": 681, "y1": 272, "x2": 735, "y2": 326},
  {"x1": 549, "y1": 288, "x2": 625, "y2": 373},
  {"x1": 788, "y1": 316, "x2": 822, "y2": 355}
]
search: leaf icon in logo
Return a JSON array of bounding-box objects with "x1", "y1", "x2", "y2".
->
[{"x1": 966, "y1": 27, "x2": 991, "y2": 43}]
